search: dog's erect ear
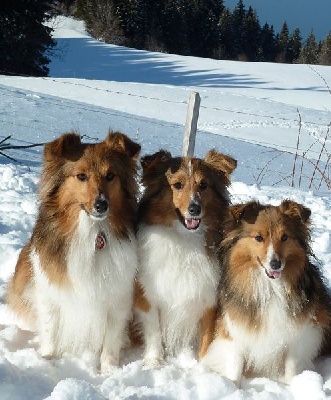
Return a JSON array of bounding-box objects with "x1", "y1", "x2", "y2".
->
[
  {"x1": 204, "y1": 149, "x2": 237, "y2": 178},
  {"x1": 106, "y1": 131, "x2": 141, "y2": 160},
  {"x1": 44, "y1": 133, "x2": 82, "y2": 161},
  {"x1": 280, "y1": 199, "x2": 311, "y2": 223},
  {"x1": 230, "y1": 201, "x2": 263, "y2": 224},
  {"x1": 140, "y1": 149, "x2": 171, "y2": 172}
]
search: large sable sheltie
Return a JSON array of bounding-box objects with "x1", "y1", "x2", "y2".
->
[
  {"x1": 134, "y1": 149, "x2": 237, "y2": 367},
  {"x1": 203, "y1": 200, "x2": 331, "y2": 385},
  {"x1": 7, "y1": 132, "x2": 141, "y2": 373}
]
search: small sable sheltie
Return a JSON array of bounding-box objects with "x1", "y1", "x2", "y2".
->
[
  {"x1": 134, "y1": 149, "x2": 237, "y2": 367},
  {"x1": 7, "y1": 131, "x2": 141, "y2": 373},
  {"x1": 203, "y1": 200, "x2": 331, "y2": 385}
]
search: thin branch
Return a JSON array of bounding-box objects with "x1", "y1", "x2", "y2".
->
[
  {"x1": 0, "y1": 151, "x2": 18, "y2": 162},
  {"x1": 255, "y1": 152, "x2": 284, "y2": 186},
  {"x1": 0, "y1": 135, "x2": 44, "y2": 162},
  {"x1": 297, "y1": 154, "x2": 331, "y2": 190},
  {"x1": 308, "y1": 65, "x2": 331, "y2": 96},
  {"x1": 309, "y1": 124, "x2": 330, "y2": 189},
  {"x1": 317, "y1": 124, "x2": 331, "y2": 190},
  {"x1": 291, "y1": 109, "x2": 302, "y2": 187},
  {"x1": 0, "y1": 135, "x2": 11, "y2": 146},
  {"x1": 298, "y1": 138, "x2": 320, "y2": 188}
]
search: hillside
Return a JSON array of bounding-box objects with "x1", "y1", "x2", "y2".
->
[{"x1": 0, "y1": 16, "x2": 331, "y2": 399}]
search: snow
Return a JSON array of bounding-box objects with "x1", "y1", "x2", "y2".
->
[{"x1": 1, "y1": 15, "x2": 331, "y2": 399}]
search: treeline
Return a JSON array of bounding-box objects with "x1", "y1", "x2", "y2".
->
[
  {"x1": 0, "y1": 1, "x2": 56, "y2": 77},
  {"x1": 59, "y1": 0, "x2": 331, "y2": 65},
  {"x1": 1, "y1": 0, "x2": 330, "y2": 78}
]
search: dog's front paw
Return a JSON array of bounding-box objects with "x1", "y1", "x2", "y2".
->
[
  {"x1": 143, "y1": 356, "x2": 164, "y2": 370},
  {"x1": 39, "y1": 342, "x2": 56, "y2": 359},
  {"x1": 100, "y1": 351, "x2": 119, "y2": 374}
]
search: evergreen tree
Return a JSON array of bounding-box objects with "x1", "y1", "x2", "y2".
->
[
  {"x1": 297, "y1": 31, "x2": 319, "y2": 64},
  {"x1": 242, "y1": 6, "x2": 260, "y2": 61},
  {"x1": 141, "y1": 0, "x2": 165, "y2": 51},
  {"x1": 258, "y1": 23, "x2": 276, "y2": 62},
  {"x1": 288, "y1": 27, "x2": 302, "y2": 63},
  {"x1": 217, "y1": 8, "x2": 234, "y2": 59},
  {"x1": 161, "y1": 0, "x2": 190, "y2": 55},
  {"x1": 319, "y1": 32, "x2": 331, "y2": 65},
  {"x1": 231, "y1": 0, "x2": 246, "y2": 59},
  {"x1": 186, "y1": 0, "x2": 225, "y2": 58},
  {"x1": 75, "y1": 0, "x2": 125, "y2": 44},
  {"x1": 0, "y1": 1, "x2": 55, "y2": 76},
  {"x1": 116, "y1": 0, "x2": 146, "y2": 47},
  {"x1": 53, "y1": 0, "x2": 76, "y2": 14},
  {"x1": 276, "y1": 21, "x2": 290, "y2": 62}
]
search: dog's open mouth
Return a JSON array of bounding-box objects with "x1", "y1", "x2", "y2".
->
[
  {"x1": 184, "y1": 218, "x2": 201, "y2": 230},
  {"x1": 257, "y1": 257, "x2": 282, "y2": 279},
  {"x1": 265, "y1": 269, "x2": 282, "y2": 279}
]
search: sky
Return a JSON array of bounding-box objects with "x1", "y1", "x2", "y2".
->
[
  {"x1": 0, "y1": 16, "x2": 331, "y2": 400},
  {"x1": 224, "y1": 0, "x2": 331, "y2": 40}
]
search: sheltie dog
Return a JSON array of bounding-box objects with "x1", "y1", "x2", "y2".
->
[
  {"x1": 7, "y1": 131, "x2": 141, "y2": 373},
  {"x1": 202, "y1": 200, "x2": 331, "y2": 385},
  {"x1": 134, "y1": 149, "x2": 237, "y2": 367}
]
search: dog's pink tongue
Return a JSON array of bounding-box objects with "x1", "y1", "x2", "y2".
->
[
  {"x1": 269, "y1": 270, "x2": 281, "y2": 279},
  {"x1": 185, "y1": 218, "x2": 200, "y2": 230}
]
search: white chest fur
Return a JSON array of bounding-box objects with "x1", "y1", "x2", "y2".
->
[
  {"x1": 224, "y1": 277, "x2": 323, "y2": 377},
  {"x1": 137, "y1": 222, "x2": 219, "y2": 352},
  {"x1": 66, "y1": 211, "x2": 137, "y2": 301},
  {"x1": 31, "y1": 211, "x2": 137, "y2": 358},
  {"x1": 138, "y1": 223, "x2": 218, "y2": 307}
]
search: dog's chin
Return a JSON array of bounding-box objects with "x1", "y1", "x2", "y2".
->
[
  {"x1": 81, "y1": 206, "x2": 108, "y2": 221},
  {"x1": 183, "y1": 217, "x2": 201, "y2": 231},
  {"x1": 82, "y1": 210, "x2": 108, "y2": 221},
  {"x1": 264, "y1": 268, "x2": 282, "y2": 280},
  {"x1": 90, "y1": 213, "x2": 108, "y2": 221}
]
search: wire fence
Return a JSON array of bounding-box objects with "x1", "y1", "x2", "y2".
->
[{"x1": 1, "y1": 76, "x2": 331, "y2": 190}]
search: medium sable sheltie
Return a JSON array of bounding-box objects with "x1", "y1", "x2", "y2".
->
[
  {"x1": 134, "y1": 149, "x2": 237, "y2": 367},
  {"x1": 7, "y1": 131, "x2": 140, "y2": 373},
  {"x1": 203, "y1": 200, "x2": 331, "y2": 385}
]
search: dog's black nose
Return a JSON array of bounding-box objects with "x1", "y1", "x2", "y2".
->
[
  {"x1": 270, "y1": 258, "x2": 281, "y2": 270},
  {"x1": 188, "y1": 202, "x2": 201, "y2": 216},
  {"x1": 94, "y1": 198, "x2": 108, "y2": 214}
]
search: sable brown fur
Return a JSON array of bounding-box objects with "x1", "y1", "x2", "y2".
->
[
  {"x1": 138, "y1": 148, "x2": 237, "y2": 252},
  {"x1": 209, "y1": 199, "x2": 331, "y2": 381},
  {"x1": 7, "y1": 131, "x2": 141, "y2": 341},
  {"x1": 31, "y1": 132, "x2": 138, "y2": 286},
  {"x1": 135, "y1": 149, "x2": 237, "y2": 364},
  {"x1": 218, "y1": 200, "x2": 331, "y2": 333}
]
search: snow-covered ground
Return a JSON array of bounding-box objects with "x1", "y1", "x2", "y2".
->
[{"x1": 1, "y1": 16, "x2": 331, "y2": 399}]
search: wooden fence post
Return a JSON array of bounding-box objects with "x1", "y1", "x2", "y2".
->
[{"x1": 182, "y1": 91, "x2": 201, "y2": 157}]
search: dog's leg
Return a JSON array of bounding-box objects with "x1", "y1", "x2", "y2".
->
[
  {"x1": 134, "y1": 282, "x2": 163, "y2": 368},
  {"x1": 100, "y1": 309, "x2": 130, "y2": 373},
  {"x1": 202, "y1": 337, "x2": 244, "y2": 387},
  {"x1": 283, "y1": 324, "x2": 322, "y2": 384},
  {"x1": 136, "y1": 306, "x2": 163, "y2": 369},
  {"x1": 199, "y1": 306, "x2": 216, "y2": 359},
  {"x1": 36, "y1": 295, "x2": 58, "y2": 358}
]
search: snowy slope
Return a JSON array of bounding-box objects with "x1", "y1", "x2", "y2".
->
[{"x1": 1, "y1": 16, "x2": 331, "y2": 399}]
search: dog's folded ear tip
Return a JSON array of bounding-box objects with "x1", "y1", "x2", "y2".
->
[
  {"x1": 44, "y1": 132, "x2": 82, "y2": 159},
  {"x1": 280, "y1": 199, "x2": 311, "y2": 223},
  {"x1": 105, "y1": 131, "x2": 141, "y2": 159}
]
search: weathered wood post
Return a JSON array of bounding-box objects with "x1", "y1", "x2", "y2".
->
[{"x1": 182, "y1": 91, "x2": 201, "y2": 157}]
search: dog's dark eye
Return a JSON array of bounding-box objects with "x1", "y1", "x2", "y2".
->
[
  {"x1": 255, "y1": 234, "x2": 264, "y2": 242},
  {"x1": 173, "y1": 182, "x2": 183, "y2": 190},
  {"x1": 199, "y1": 181, "x2": 208, "y2": 190},
  {"x1": 106, "y1": 172, "x2": 115, "y2": 181},
  {"x1": 281, "y1": 233, "x2": 288, "y2": 242},
  {"x1": 77, "y1": 173, "x2": 87, "y2": 181}
]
